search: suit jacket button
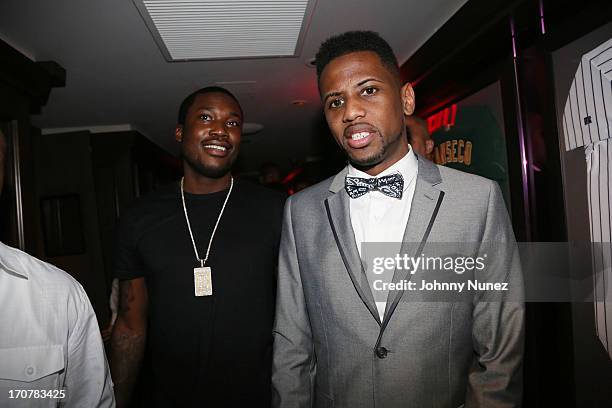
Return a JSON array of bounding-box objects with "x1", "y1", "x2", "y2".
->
[{"x1": 375, "y1": 346, "x2": 388, "y2": 359}]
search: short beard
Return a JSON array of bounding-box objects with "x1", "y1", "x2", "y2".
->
[
  {"x1": 348, "y1": 145, "x2": 387, "y2": 170},
  {"x1": 181, "y1": 152, "x2": 235, "y2": 179},
  {"x1": 346, "y1": 129, "x2": 401, "y2": 171}
]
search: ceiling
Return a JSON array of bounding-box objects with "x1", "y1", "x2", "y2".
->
[{"x1": 0, "y1": 0, "x2": 467, "y2": 174}]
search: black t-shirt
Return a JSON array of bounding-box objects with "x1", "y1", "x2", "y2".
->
[{"x1": 114, "y1": 180, "x2": 284, "y2": 407}]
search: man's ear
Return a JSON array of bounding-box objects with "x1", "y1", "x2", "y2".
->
[
  {"x1": 175, "y1": 126, "x2": 183, "y2": 143},
  {"x1": 401, "y1": 82, "x2": 416, "y2": 116}
]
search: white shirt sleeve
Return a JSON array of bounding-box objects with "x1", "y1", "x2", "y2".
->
[{"x1": 64, "y1": 284, "x2": 115, "y2": 407}]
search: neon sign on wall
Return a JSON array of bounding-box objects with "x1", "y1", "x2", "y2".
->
[{"x1": 427, "y1": 104, "x2": 457, "y2": 134}]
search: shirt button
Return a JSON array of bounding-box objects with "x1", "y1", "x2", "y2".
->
[
  {"x1": 375, "y1": 346, "x2": 388, "y2": 359},
  {"x1": 25, "y1": 366, "x2": 35, "y2": 376}
]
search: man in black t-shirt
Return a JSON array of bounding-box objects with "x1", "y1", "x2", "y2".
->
[{"x1": 109, "y1": 87, "x2": 284, "y2": 407}]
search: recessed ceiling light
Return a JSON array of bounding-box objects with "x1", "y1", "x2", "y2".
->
[{"x1": 133, "y1": 0, "x2": 318, "y2": 61}]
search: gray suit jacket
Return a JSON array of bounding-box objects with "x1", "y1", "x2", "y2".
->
[{"x1": 272, "y1": 156, "x2": 524, "y2": 408}]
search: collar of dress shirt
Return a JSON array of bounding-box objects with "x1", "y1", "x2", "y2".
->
[
  {"x1": 347, "y1": 145, "x2": 418, "y2": 193},
  {"x1": 0, "y1": 241, "x2": 29, "y2": 279}
]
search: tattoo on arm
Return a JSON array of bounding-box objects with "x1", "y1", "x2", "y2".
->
[
  {"x1": 119, "y1": 280, "x2": 134, "y2": 314},
  {"x1": 110, "y1": 279, "x2": 147, "y2": 408}
]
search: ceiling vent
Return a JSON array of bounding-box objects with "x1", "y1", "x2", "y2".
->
[{"x1": 133, "y1": 0, "x2": 316, "y2": 61}]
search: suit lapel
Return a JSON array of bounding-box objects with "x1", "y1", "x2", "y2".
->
[
  {"x1": 325, "y1": 168, "x2": 382, "y2": 326},
  {"x1": 382, "y1": 157, "x2": 445, "y2": 324}
]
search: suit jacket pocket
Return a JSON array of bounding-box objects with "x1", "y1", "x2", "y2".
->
[
  {"x1": 0, "y1": 345, "x2": 64, "y2": 384},
  {"x1": 315, "y1": 392, "x2": 334, "y2": 408}
]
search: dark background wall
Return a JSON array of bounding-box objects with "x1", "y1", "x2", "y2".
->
[
  {"x1": 33, "y1": 130, "x2": 110, "y2": 323},
  {"x1": 30, "y1": 128, "x2": 179, "y2": 326}
]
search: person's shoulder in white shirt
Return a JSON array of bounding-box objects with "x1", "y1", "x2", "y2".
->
[{"x1": 0, "y1": 241, "x2": 115, "y2": 407}]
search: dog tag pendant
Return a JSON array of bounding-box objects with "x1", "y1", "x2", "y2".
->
[{"x1": 194, "y1": 267, "x2": 212, "y2": 296}]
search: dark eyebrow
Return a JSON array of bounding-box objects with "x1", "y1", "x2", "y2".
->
[
  {"x1": 323, "y1": 78, "x2": 383, "y2": 102},
  {"x1": 357, "y1": 78, "x2": 383, "y2": 87},
  {"x1": 197, "y1": 107, "x2": 242, "y2": 119},
  {"x1": 323, "y1": 91, "x2": 341, "y2": 103}
]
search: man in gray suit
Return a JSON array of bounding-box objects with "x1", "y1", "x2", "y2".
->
[{"x1": 272, "y1": 31, "x2": 524, "y2": 407}]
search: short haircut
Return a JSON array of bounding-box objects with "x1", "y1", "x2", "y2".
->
[
  {"x1": 315, "y1": 31, "x2": 400, "y2": 83},
  {"x1": 177, "y1": 86, "x2": 242, "y2": 125}
]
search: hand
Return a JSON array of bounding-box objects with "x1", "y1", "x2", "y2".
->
[{"x1": 101, "y1": 323, "x2": 113, "y2": 343}]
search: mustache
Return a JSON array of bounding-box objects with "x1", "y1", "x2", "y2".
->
[
  {"x1": 200, "y1": 136, "x2": 232, "y2": 149},
  {"x1": 343, "y1": 123, "x2": 377, "y2": 138}
]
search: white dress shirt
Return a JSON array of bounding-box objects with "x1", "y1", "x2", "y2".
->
[
  {"x1": 348, "y1": 147, "x2": 419, "y2": 319},
  {"x1": 0, "y1": 242, "x2": 115, "y2": 407}
]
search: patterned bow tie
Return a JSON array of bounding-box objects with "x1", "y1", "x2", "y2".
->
[{"x1": 345, "y1": 173, "x2": 404, "y2": 199}]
